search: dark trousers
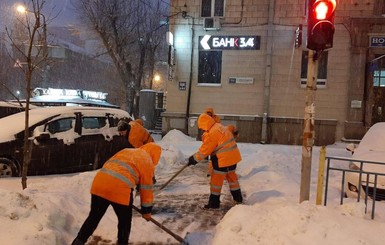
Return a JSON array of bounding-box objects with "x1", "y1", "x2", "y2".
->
[
  {"x1": 210, "y1": 156, "x2": 243, "y2": 205},
  {"x1": 73, "y1": 193, "x2": 133, "y2": 245}
]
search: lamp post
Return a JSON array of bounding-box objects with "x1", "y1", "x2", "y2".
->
[{"x1": 16, "y1": 4, "x2": 48, "y2": 87}]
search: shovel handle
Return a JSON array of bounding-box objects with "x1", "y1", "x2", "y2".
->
[
  {"x1": 158, "y1": 164, "x2": 189, "y2": 190},
  {"x1": 132, "y1": 205, "x2": 186, "y2": 243}
]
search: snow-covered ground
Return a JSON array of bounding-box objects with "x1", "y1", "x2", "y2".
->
[{"x1": 1, "y1": 129, "x2": 385, "y2": 245}]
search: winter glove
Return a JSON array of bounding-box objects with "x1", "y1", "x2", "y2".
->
[
  {"x1": 188, "y1": 155, "x2": 198, "y2": 166},
  {"x1": 142, "y1": 213, "x2": 151, "y2": 221}
]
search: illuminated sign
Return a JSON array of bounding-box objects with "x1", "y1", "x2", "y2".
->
[
  {"x1": 32, "y1": 88, "x2": 108, "y2": 101},
  {"x1": 370, "y1": 36, "x2": 385, "y2": 47},
  {"x1": 199, "y1": 35, "x2": 260, "y2": 50}
]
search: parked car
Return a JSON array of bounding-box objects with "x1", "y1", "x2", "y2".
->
[
  {"x1": 345, "y1": 122, "x2": 385, "y2": 201},
  {"x1": 0, "y1": 106, "x2": 133, "y2": 177}
]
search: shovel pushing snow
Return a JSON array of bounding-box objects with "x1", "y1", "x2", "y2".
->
[
  {"x1": 133, "y1": 205, "x2": 188, "y2": 244},
  {"x1": 158, "y1": 164, "x2": 189, "y2": 190}
]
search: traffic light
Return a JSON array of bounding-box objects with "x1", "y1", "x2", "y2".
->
[{"x1": 307, "y1": 0, "x2": 336, "y2": 51}]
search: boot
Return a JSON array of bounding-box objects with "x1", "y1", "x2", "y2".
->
[
  {"x1": 231, "y1": 189, "x2": 243, "y2": 204},
  {"x1": 71, "y1": 238, "x2": 85, "y2": 245},
  {"x1": 203, "y1": 194, "x2": 220, "y2": 209},
  {"x1": 116, "y1": 241, "x2": 128, "y2": 245}
]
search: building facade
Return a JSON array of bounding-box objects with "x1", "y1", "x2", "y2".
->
[{"x1": 162, "y1": 0, "x2": 385, "y2": 145}]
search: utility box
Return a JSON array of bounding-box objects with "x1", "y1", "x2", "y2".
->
[{"x1": 139, "y1": 89, "x2": 157, "y2": 129}]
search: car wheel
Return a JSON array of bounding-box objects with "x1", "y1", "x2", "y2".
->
[{"x1": 0, "y1": 158, "x2": 18, "y2": 177}]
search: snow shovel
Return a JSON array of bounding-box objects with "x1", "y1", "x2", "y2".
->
[
  {"x1": 132, "y1": 205, "x2": 188, "y2": 244},
  {"x1": 158, "y1": 164, "x2": 189, "y2": 190}
]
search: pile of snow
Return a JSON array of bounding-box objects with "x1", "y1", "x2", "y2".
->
[{"x1": 160, "y1": 129, "x2": 196, "y2": 143}]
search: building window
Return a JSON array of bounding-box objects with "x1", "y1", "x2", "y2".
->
[
  {"x1": 201, "y1": 0, "x2": 225, "y2": 17},
  {"x1": 373, "y1": 55, "x2": 385, "y2": 87},
  {"x1": 198, "y1": 51, "x2": 222, "y2": 84},
  {"x1": 373, "y1": 70, "x2": 385, "y2": 86},
  {"x1": 300, "y1": 51, "x2": 328, "y2": 88}
]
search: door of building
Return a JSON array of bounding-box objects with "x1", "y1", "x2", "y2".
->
[{"x1": 370, "y1": 55, "x2": 385, "y2": 124}]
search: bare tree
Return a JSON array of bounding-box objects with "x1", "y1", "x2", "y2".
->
[
  {"x1": 132, "y1": 0, "x2": 168, "y2": 115},
  {"x1": 75, "y1": 0, "x2": 168, "y2": 117},
  {"x1": 5, "y1": 0, "x2": 51, "y2": 189}
]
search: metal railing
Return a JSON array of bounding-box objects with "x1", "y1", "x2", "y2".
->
[{"x1": 324, "y1": 156, "x2": 385, "y2": 219}]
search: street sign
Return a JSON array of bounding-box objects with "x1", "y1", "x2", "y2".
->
[
  {"x1": 199, "y1": 35, "x2": 260, "y2": 50},
  {"x1": 179, "y1": 81, "x2": 186, "y2": 91},
  {"x1": 370, "y1": 36, "x2": 385, "y2": 47}
]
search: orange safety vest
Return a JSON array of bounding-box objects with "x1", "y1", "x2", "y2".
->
[
  {"x1": 128, "y1": 120, "x2": 154, "y2": 148},
  {"x1": 91, "y1": 148, "x2": 155, "y2": 207},
  {"x1": 193, "y1": 113, "x2": 241, "y2": 168}
]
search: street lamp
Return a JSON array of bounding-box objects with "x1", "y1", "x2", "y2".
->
[
  {"x1": 152, "y1": 73, "x2": 161, "y2": 89},
  {"x1": 154, "y1": 74, "x2": 161, "y2": 82},
  {"x1": 16, "y1": 4, "x2": 48, "y2": 87},
  {"x1": 16, "y1": 5, "x2": 26, "y2": 13}
]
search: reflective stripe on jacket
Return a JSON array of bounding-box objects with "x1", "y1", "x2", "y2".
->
[
  {"x1": 128, "y1": 120, "x2": 154, "y2": 148},
  {"x1": 194, "y1": 113, "x2": 241, "y2": 168},
  {"x1": 91, "y1": 148, "x2": 155, "y2": 208}
]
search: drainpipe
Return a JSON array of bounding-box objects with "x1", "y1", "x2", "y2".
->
[
  {"x1": 261, "y1": 0, "x2": 275, "y2": 143},
  {"x1": 185, "y1": 17, "x2": 195, "y2": 135}
]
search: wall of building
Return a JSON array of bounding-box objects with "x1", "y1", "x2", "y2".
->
[{"x1": 164, "y1": 0, "x2": 384, "y2": 144}]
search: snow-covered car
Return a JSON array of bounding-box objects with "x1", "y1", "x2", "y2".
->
[
  {"x1": 0, "y1": 101, "x2": 38, "y2": 119},
  {"x1": 0, "y1": 106, "x2": 133, "y2": 177},
  {"x1": 345, "y1": 122, "x2": 385, "y2": 201}
]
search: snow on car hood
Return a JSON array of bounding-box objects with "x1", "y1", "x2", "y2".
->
[
  {"x1": 356, "y1": 122, "x2": 385, "y2": 152},
  {"x1": 351, "y1": 122, "x2": 385, "y2": 174},
  {"x1": 352, "y1": 150, "x2": 385, "y2": 173}
]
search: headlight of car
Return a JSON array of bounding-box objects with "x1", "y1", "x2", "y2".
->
[{"x1": 348, "y1": 182, "x2": 358, "y2": 192}]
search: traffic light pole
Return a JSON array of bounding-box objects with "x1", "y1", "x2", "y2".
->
[{"x1": 300, "y1": 50, "x2": 318, "y2": 203}]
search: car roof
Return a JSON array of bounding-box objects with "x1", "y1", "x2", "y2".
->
[
  {"x1": 0, "y1": 106, "x2": 131, "y2": 142},
  {"x1": 351, "y1": 122, "x2": 385, "y2": 169},
  {"x1": 356, "y1": 122, "x2": 385, "y2": 153}
]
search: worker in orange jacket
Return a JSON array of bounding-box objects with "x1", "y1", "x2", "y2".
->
[
  {"x1": 202, "y1": 107, "x2": 221, "y2": 175},
  {"x1": 118, "y1": 119, "x2": 154, "y2": 148},
  {"x1": 207, "y1": 124, "x2": 239, "y2": 177},
  {"x1": 71, "y1": 143, "x2": 162, "y2": 245},
  {"x1": 188, "y1": 113, "x2": 243, "y2": 209}
]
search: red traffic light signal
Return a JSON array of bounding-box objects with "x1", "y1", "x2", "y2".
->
[{"x1": 307, "y1": 0, "x2": 336, "y2": 51}]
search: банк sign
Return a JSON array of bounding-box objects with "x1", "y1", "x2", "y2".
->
[{"x1": 199, "y1": 35, "x2": 260, "y2": 50}]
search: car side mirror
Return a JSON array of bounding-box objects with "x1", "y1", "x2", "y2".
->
[
  {"x1": 36, "y1": 133, "x2": 51, "y2": 142},
  {"x1": 346, "y1": 143, "x2": 356, "y2": 154}
]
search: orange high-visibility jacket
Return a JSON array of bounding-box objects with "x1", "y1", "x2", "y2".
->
[
  {"x1": 193, "y1": 113, "x2": 241, "y2": 168},
  {"x1": 128, "y1": 120, "x2": 154, "y2": 148},
  {"x1": 90, "y1": 148, "x2": 155, "y2": 209}
]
